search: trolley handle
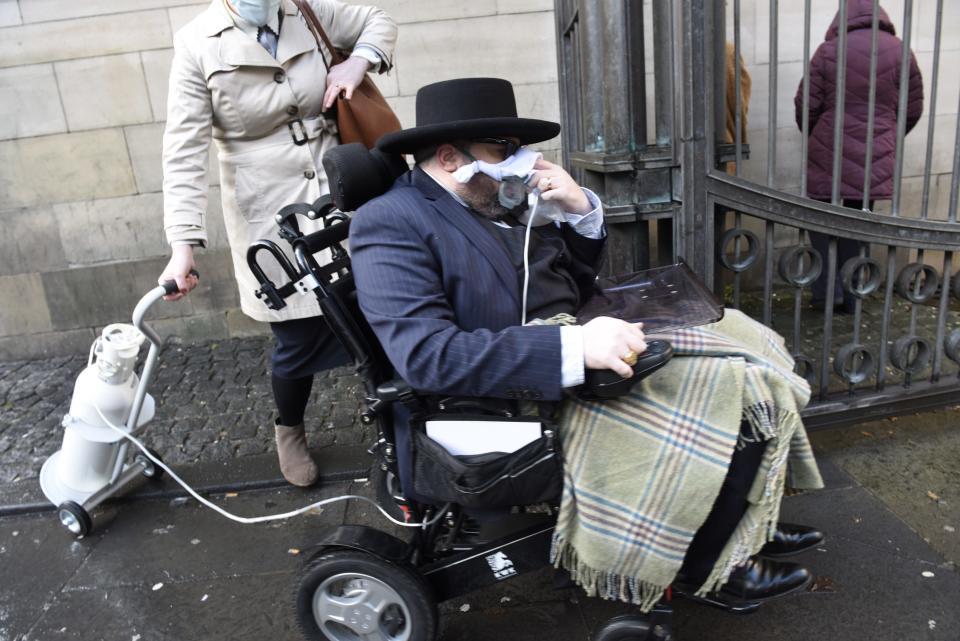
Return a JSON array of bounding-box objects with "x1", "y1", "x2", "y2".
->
[
  {"x1": 161, "y1": 279, "x2": 180, "y2": 296},
  {"x1": 125, "y1": 269, "x2": 197, "y2": 436},
  {"x1": 135, "y1": 269, "x2": 200, "y2": 347}
]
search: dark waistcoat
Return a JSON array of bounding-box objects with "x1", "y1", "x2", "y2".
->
[{"x1": 479, "y1": 217, "x2": 581, "y2": 321}]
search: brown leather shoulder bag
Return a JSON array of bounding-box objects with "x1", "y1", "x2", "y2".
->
[{"x1": 293, "y1": 0, "x2": 401, "y2": 149}]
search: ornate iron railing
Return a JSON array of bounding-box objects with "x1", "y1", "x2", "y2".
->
[{"x1": 554, "y1": 0, "x2": 960, "y2": 427}]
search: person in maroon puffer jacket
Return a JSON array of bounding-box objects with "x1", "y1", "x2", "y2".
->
[{"x1": 795, "y1": 0, "x2": 923, "y2": 310}]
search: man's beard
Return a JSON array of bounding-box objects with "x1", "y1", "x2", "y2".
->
[{"x1": 456, "y1": 173, "x2": 512, "y2": 220}]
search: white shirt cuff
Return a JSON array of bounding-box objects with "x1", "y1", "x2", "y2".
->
[
  {"x1": 351, "y1": 45, "x2": 382, "y2": 72},
  {"x1": 562, "y1": 188, "x2": 605, "y2": 239},
  {"x1": 559, "y1": 325, "x2": 586, "y2": 387}
]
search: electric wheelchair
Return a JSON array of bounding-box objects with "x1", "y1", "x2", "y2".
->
[{"x1": 247, "y1": 143, "x2": 760, "y2": 641}]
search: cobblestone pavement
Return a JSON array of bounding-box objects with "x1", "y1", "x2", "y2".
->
[
  {"x1": 0, "y1": 336, "x2": 366, "y2": 484},
  {"x1": 737, "y1": 290, "x2": 960, "y2": 393},
  {"x1": 3, "y1": 292, "x2": 959, "y2": 484}
]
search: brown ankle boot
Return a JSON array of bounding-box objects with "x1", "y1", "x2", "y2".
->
[{"x1": 274, "y1": 422, "x2": 319, "y2": 487}]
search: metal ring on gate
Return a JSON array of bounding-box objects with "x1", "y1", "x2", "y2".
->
[
  {"x1": 833, "y1": 343, "x2": 875, "y2": 385},
  {"x1": 777, "y1": 246, "x2": 822, "y2": 288},
  {"x1": 889, "y1": 335, "x2": 931, "y2": 375},
  {"x1": 944, "y1": 329, "x2": 960, "y2": 364},
  {"x1": 839, "y1": 256, "x2": 882, "y2": 299},
  {"x1": 792, "y1": 354, "x2": 816, "y2": 384},
  {"x1": 719, "y1": 228, "x2": 760, "y2": 273},
  {"x1": 895, "y1": 263, "x2": 939, "y2": 304}
]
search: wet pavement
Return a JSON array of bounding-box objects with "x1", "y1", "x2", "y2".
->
[
  {"x1": 2, "y1": 336, "x2": 960, "y2": 640},
  {"x1": 1, "y1": 445, "x2": 958, "y2": 641}
]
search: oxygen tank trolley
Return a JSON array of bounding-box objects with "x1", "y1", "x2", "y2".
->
[{"x1": 38, "y1": 279, "x2": 187, "y2": 537}]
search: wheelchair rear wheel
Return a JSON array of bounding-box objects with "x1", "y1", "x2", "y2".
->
[{"x1": 295, "y1": 549, "x2": 438, "y2": 641}]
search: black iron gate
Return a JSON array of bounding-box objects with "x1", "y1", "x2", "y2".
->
[{"x1": 554, "y1": 0, "x2": 960, "y2": 427}]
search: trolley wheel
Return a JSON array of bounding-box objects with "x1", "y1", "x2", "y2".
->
[
  {"x1": 57, "y1": 500, "x2": 92, "y2": 538},
  {"x1": 594, "y1": 614, "x2": 658, "y2": 641},
  {"x1": 295, "y1": 549, "x2": 438, "y2": 641},
  {"x1": 134, "y1": 447, "x2": 165, "y2": 481},
  {"x1": 370, "y1": 461, "x2": 408, "y2": 523}
]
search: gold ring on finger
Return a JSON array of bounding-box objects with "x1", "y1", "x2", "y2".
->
[{"x1": 621, "y1": 351, "x2": 638, "y2": 366}]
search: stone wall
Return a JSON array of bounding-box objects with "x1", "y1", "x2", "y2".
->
[{"x1": 0, "y1": 0, "x2": 558, "y2": 359}]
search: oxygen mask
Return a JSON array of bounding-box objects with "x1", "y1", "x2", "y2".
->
[{"x1": 452, "y1": 147, "x2": 565, "y2": 225}]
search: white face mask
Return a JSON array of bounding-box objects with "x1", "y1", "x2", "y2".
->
[
  {"x1": 451, "y1": 146, "x2": 540, "y2": 211},
  {"x1": 451, "y1": 147, "x2": 541, "y2": 186},
  {"x1": 452, "y1": 147, "x2": 565, "y2": 226},
  {"x1": 230, "y1": 0, "x2": 280, "y2": 26}
]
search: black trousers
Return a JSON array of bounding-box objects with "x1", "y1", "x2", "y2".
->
[
  {"x1": 269, "y1": 317, "x2": 351, "y2": 426},
  {"x1": 678, "y1": 427, "x2": 766, "y2": 583},
  {"x1": 809, "y1": 198, "x2": 874, "y2": 309}
]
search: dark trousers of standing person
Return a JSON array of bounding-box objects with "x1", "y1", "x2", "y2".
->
[
  {"x1": 677, "y1": 423, "x2": 766, "y2": 584},
  {"x1": 809, "y1": 198, "x2": 874, "y2": 312},
  {"x1": 269, "y1": 317, "x2": 351, "y2": 486}
]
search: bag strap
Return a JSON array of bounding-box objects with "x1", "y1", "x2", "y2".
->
[{"x1": 292, "y1": 0, "x2": 344, "y2": 70}]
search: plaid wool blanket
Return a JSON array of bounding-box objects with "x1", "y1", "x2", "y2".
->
[{"x1": 550, "y1": 308, "x2": 823, "y2": 611}]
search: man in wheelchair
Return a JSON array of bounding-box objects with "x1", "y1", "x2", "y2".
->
[{"x1": 344, "y1": 76, "x2": 826, "y2": 619}]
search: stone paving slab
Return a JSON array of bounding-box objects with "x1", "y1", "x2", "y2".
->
[
  {"x1": 63, "y1": 485, "x2": 349, "y2": 592},
  {"x1": 28, "y1": 573, "x2": 303, "y2": 641},
  {"x1": 0, "y1": 510, "x2": 93, "y2": 640},
  {"x1": 2, "y1": 453, "x2": 958, "y2": 641},
  {"x1": 0, "y1": 444, "x2": 371, "y2": 518},
  {"x1": 0, "y1": 335, "x2": 368, "y2": 485},
  {"x1": 578, "y1": 464, "x2": 960, "y2": 641},
  {"x1": 810, "y1": 407, "x2": 960, "y2": 567}
]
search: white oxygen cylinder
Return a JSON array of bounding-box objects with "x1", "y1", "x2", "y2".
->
[{"x1": 56, "y1": 324, "x2": 155, "y2": 493}]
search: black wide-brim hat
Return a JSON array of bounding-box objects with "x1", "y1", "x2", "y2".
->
[{"x1": 376, "y1": 78, "x2": 561, "y2": 154}]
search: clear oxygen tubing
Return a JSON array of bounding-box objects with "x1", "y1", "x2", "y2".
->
[
  {"x1": 520, "y1": 195, "x2": 540, "y2": 326},
  {"x1": 93, "y1": 404, "x2": 448, "y2": 529}
]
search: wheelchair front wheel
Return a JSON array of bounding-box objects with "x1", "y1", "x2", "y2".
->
[
  {"x1": 295, "y1": 549, "x2": 438, "y2": 641},
  {"x1": 593, "y1": 614, "x2": 663, "y2": 641}
]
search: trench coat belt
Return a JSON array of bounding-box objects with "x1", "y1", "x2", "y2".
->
[{"x1": 216, "y1": 116, "x2": 338, "y2": 157}]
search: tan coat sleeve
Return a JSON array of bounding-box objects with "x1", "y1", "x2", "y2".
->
[
  {"x1": 162, "y1": 29, "x2": 214, "y2": 246},
  {"x1": 311, "y1": 0, "x2": 398, "y2": 71},
  {"x1": 724, "y1": 42, "x2": 751, "y2": 145}
]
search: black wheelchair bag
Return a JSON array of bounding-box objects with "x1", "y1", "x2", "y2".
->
[{"x1": 410, "y1": 417, "x2": 562, "y2": 509}]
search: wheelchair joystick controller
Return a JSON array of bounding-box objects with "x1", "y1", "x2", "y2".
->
[{"x1": 581, "y1": 339, "x2": 674, "y2": 399}]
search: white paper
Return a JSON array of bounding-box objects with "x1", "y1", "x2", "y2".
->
[{"x1": 424, "y1": 419, "x2": 542, "y2": 456}]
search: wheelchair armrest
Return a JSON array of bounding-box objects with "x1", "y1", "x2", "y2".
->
[
  {"x1": 371, "y1": 380, "x2": 519, "y2": 419},
  {"x1": 434, "y1": 397, "x2": 517, "y2": 418},
  {"x1": 375, "y1": 378, "x2": 416, "y2": 403},
  {"x1": 579, "y1": 339, "x2": 674, "y2": 400},
  {"x1": 365, "y1": 378, "x2": 423, "y2": 422}
]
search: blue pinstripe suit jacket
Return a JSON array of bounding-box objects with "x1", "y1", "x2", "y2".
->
[{"x1": 350, "y1": 167, "x2": 605, "y2": 402}]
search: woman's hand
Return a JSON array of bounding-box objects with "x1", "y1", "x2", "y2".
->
[
  {"x1": 158, "y1": 244, "x2": 199, "y2": 301},
  {"x1": 323, "y1": 55, "x2": 372, "y2": 110},
  {"x1": 528, "y1": 158, "x2": 592, "y2": 215}
]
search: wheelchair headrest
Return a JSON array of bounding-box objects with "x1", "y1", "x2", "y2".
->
[{"x1": 322, "y1": 143, "x2": 409, "y2": 212}]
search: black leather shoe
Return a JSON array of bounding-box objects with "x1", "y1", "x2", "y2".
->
[
  {"x1": 759, "y1": 522, "x2": 825, "y2": 558},
  {"x1": 719, "y1": 557, "x2": 811, "y2": 602}
]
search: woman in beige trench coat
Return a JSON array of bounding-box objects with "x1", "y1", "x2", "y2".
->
[{"x1": 157, "y1": 0, "x2": 396, "y2": 487}]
